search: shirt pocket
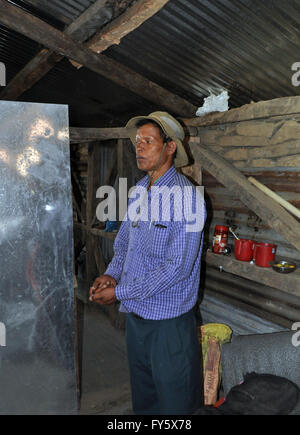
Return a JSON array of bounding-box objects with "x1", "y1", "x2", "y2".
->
[{"x1": 150, "y1": 221, "x2": 170, "y2": 258}]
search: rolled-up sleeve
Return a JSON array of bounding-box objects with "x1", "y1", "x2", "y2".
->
[{"x1": 104, "y1": 219, "x2": 130, "y2": 282}]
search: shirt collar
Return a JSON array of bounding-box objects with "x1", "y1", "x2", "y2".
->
[{"x1": 150, "y1": 165, "x2": 177, "y2": 189}]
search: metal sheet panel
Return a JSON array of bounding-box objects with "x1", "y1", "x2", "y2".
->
[
  {"x1": 200, "y1": 293, "x2": 287, "y2": 336},
  {"x1": 0, "y1": 101, "x2": 78, "y2": 415}
]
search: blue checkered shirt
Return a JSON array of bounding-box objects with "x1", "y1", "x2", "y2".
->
[{"x1": 105, "y1": 165, "x2": 206, "y2": 320}]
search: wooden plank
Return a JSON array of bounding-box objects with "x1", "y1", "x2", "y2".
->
[
  {"x1": 234, "y1": 155, "x2": 300, "y2": 169},
  {"x1": 90, "y1": 143, "x2": 117, "y2": 228},
  {"x1": 206, "y1": 251, "x2": 300, "y2": 297},
  {"x1": 72, "y1": 192, "x2": 83, "y2": 223},
  {"x1": 189, "y1": 139, "x2": 300, "y2": 251},
  {"x1": 248, "y1": 177, "x2": 300, "y2": 220},
  {"x1": 70, "y1": 127, "x2": 129, "y2": 143},
  {"x1": 74, "y1": 223, "x2": 117, "y2": 241},
  {"x1": 188, "y1": 114, "x2": 300, "y2": 168},
  {"x1": 203, "y1": 170, "x2": 300, "y2": 187},
  {"x1": 71, "y1": 172, "x2": 86, "y2": 223},
  {"x1": 117, "y1": 139, "x2": 124, "y2": 179},
  {"x1": 217, "y1": 135, "x2": 271, "y2": 147},
  {"x1": 181, "y1": 162, "x2": 202, "y2": 186},
  {"x1": 92, "y1": 235, "x2": 106, "y2": 276},
  {"x1": 206, "y1": 187, "x2": 300, "y2": 208},
  {"x1": 86, "y1": 142, "x2": 102, "y2": 226},
  {"x1": 64, "y1": 0, "x2": 107, "y2": 38},
  {"x1": 91, "y1": 228, "x2": 117, "y2": 241},
  {"x1": 86, "y1": 143, "x2": 102, "y2": 286},
  {"x1": 220, "y1": 141, "x2": 300, "y2": 161},
  {"x1": 184, "y1": 96, "x2": 300, "y2": 127},
  {"x1": 194, "y1": 113, "x2": 300, "y2": 141},
  {"x1": 201, "y1": 149, "x2": 300, "y2": 169},
  {"x1": 0, "y1": 0, "x2": 196, "y2": 116},
  {"x1": 82, "y1": 0, "x2": 169, "y2": 54},
  {"x1": 70, "y1": 125, "x2": 198, "y2": 143}
]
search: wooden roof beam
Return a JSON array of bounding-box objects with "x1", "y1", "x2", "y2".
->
[
  {"x1": 0, "y1": 0, "x2": 196, "y2": 117},
  {"x1": 0, "y1": 0, "x2": 108, "y2": 101},
  {"x1": 70, "y1": 0, "x2": 170, "y2": 68},
  {"x1": 86, "y1": 0, "x2": 170, "y2": 55}
]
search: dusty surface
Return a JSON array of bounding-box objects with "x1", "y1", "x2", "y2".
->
[{"x1": 78, "y1": 303, "x2": 133, "y2": 415}]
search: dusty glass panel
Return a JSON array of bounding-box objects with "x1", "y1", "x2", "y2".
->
[{"x1": 0, "y1": 101, "x2": 77, "y2": 414}]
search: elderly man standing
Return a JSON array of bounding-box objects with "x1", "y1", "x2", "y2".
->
[{"x1": 90, "y1": 112, "x2": 206, "y2": 415}]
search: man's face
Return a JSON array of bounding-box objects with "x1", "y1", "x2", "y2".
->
[{"x1": 135, "y1": 123, "x2": 169, "y2": 172}]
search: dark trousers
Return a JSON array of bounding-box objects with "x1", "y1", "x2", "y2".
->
[{"x1": 125, "y1": 310, "x2": 203, "y2": 415}]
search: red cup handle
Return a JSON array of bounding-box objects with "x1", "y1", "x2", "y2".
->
[
  {"x1": 253, "y1": 243, "x2": 257, "y2": 262},
  {"x1": 236, "y1": 240, "x2": 241, "y2": 256}
]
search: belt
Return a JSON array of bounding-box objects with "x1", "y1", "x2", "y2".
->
[
  {"x1": 131, "y1": 310, "x2": 192, "y2": 321},
  {"x1": 132, "y1": 312, "x2": 144, "y2": 320}
]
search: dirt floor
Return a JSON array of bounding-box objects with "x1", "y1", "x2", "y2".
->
[{"x1": 77, "y1": 301, "x2": 133, "y2": 415}]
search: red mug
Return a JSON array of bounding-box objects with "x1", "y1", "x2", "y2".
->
[
  {"x1": 253, "y1": 242, "x2": 277, "y2": 267},
  {"x1": 234, "y1": 239, "x2": 255, "y2": 262}
]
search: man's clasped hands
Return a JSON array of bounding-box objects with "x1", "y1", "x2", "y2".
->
[{"x1": 89, "y1": 275, "x2": 117, "y2": 305}]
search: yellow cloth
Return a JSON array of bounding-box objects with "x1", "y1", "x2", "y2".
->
[{"x1": 198, "y1": 323, "x2": 232, "y2": 404}]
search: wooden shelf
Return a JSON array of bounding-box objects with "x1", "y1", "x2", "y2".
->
[
  {"x1": 74, "y1": 222, "x2": 117, "y2": 241},
  {"x1": 205, "y1": 250, "x2": 300, "y2": 298},
  {"x1": 90, "y1": 227, "x2": 117, "y2": 241}
]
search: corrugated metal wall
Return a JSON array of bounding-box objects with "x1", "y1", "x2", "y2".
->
[
  {"x1": 200, "y1": 292, "x2": 287, "y2": 335},
  {"x1": 201, "y1": 264, "x2": 300, "y2": 329}
]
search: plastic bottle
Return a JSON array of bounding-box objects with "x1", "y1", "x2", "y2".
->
[{"x1": 212, "y1": 225, "x2": 229, "y2": 254}]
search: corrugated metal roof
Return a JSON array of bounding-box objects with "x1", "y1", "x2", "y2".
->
[
  {"x1": 106, "y1": 0, "x2": 300, "y2": 109},
  {"x1": 0, "y1": 0, "x2": 67, "y2": 82},
  {"x1": 18, "y1": 0, "x2": 98, "y2": 25},
  {"x1": 0, "y1": 0, "x2": 148, "y2": 125},
  {"x1": 1, "y1": 0, "x2": 300, "y2": 121}
]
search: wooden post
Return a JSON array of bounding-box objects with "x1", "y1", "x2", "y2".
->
[
  {"x1": 71, "y1": 172, "x2": 86, "y2": 223},
  {"x1": 117, "y1": 139, "x2": 124, "y2": 179},
  {"x1": 86, "y1": 142, "x2": 102, "y2": 289}
]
